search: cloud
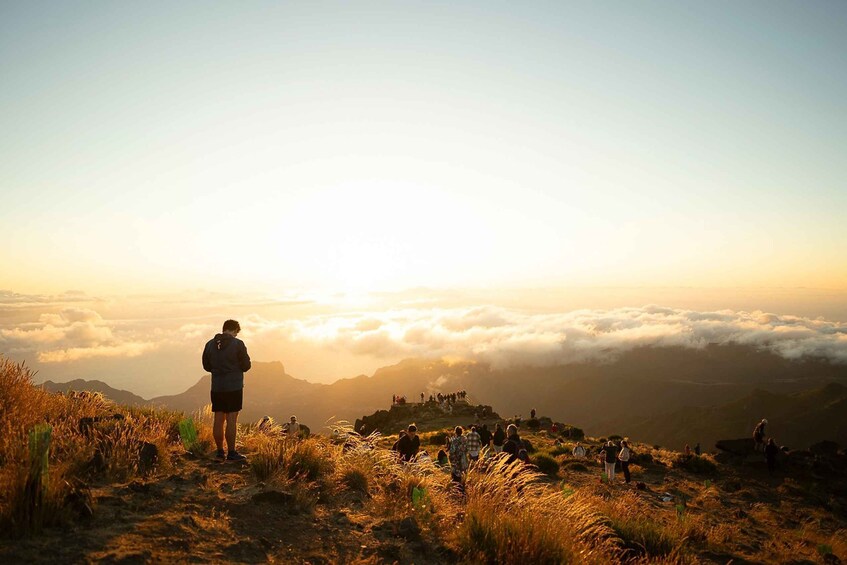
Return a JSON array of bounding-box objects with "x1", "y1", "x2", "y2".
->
[
  {"x1": 0, "y1": 306, "x2": 158, "y2": 363},
  {"x1": 248, "y1": 305, "x2": 847, "y2": 368}
]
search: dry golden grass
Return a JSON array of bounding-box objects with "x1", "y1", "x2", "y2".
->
[
  {"x1": 456, "y1": 455, "x2": 621, "y2": 564},
  {"x1": 0, "y1": 356, "x2": 179, "y2": 537}
]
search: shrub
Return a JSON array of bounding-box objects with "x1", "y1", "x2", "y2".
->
[
  {"x1": 425, "y1": 431, "x2": 448, "y2": 446},
  {"x1": 532, "y1": 453, "x2": 560, "y2": 476},
  {"x1": 561, "y1": 461, "x2": 589, "y2": 473},
  {"x1": 549, "y1": 444, "x2": 571, "y2": 457},
  {"x1": 526, "y1": 418, "x2": 540, "y2": 430},
  {"x1": 671, "y1": 454, "x2": 718, "y2": 475},
  {"x1": 559, "y1": 425, "x2": 584, "y2": 440}
]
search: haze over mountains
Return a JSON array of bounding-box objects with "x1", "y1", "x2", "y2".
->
[{"x1": 42, "y1": 343, "x2": 847, "y2": 450}]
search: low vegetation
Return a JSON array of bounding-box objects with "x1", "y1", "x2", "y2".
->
[{"x1": 1, "y1": 354, "x2": 846, "y2": 564}]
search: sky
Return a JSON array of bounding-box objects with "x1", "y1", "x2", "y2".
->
[{"x1": 1, "y1": 2, "x2": 846, "y2": 393}]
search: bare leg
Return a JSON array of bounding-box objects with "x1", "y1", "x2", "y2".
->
[
  {"x1": 213, "y1": 411, "x2": 226, "y2": 451},
  {"x1": 225, "y1": 411, "x2": 239, "y2": 453}
]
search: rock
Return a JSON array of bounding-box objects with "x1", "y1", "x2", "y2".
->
[
  {"x1": 823, "y1": 553, "x2": 841, "y2": 564},
  {"x1": 138, "y1": 442, "x2": 158, "y2": 474},
  {"x1": 809, "y1": 440, "x2": 840, "y2": 458},
  {"x1": 397, "y1": 516, "x2": 421, "y2": 540},
  {"x1": 251, "y1": 490, "x2": 294, "y2": 505},
  {"x1": 715, "y1": 438, "x2": 755, "y2": 456}
]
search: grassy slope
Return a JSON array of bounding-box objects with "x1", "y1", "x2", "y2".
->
[{"x1": 2, "y1": 356, "x2": 846, "y2": 564}]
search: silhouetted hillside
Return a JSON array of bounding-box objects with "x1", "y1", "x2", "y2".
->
[
  {"x1": 62, "y1": 344, "x2": 847, "y2": 440},
  {"x1": 41, "y1": 379, "x2": 149, "y2": 407},
  {"x1": 619, "y1": 382, "x2": 847, "y2": 451}
]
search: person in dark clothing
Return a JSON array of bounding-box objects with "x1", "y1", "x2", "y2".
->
[
  {"x1": 694, "y1": 442, "x2": 701, "y2": 456},
  {"x1": 492, "y1": 423, "x2": 506, "y2": 453},
  {"x1": 397, "y1": 424, "x2": 420, "y2": 462},
  {"x1": 392, "y1": 430, "x2": 406, "y2": 453},
  {"x1": 202, "y1": 319, "x2": 251, "y2": 461},
  {"x1": 618, "y1": 440, "x2": 632, "y2": 484},
  {"x1": 502, "y1": 424, "x2": 527, "y2": 463},
  {"x1": 478, "y1": 424, "x2": 492, "y2": 453},
  {"x1": 601, "y1": 441, "x2": 618, "y2": 482},
  {"x1": 764, "y1": 438, "x2": 780, "y2": 474}
]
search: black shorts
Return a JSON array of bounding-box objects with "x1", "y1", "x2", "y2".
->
[{"x1": 210, "y1": 389, "x2": 243, "y2": 413}]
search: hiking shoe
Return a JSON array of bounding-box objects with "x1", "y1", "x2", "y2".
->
[
  {"x1": 226, "y1": 451, "x2": 247, "y2": 462},
  {"x1": 215, "y1": 449, "x2": 226, "y2": 460}
]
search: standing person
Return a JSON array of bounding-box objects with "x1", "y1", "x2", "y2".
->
[
  {"x1": 601, "y1": 440, "x2": 618, "y2": 482},
  {"x1": 764, "y1": 438, "x2": 780, "y2": 474},
  {"x1": 466, "y1": 426, "x2": 482, "y2": 462},
  {"x1": 753, "y1": 419, "x2": 768, "y2": 451},
  {"x1": 694, "y1": 442, "x2": 701, "y2": 456},
  {"x1": 202, "y1": 319, "x2": 251, "y2": 462},
  {"x1": 618, "y1": 440, "x2": 632, "y2": 484},
  {"x1": 392, "y1": 430, "x2": 406, "y2": 453},
  {"x1": 492, "y1": 423, "x2": 506, "y2": 453},
  {"x1": 420, "y1": 392, "x2": 425, "y2": 404},
  {"x1": 285, "y1": 415, "x2": 301, "y2": 439},
  {"x1": 530, "y1": 408, "x2": 536, "y2": 420},
  {"x1": 397, "y1": 423, "x2": 421, "y2": 462},
  {"x1": 448, "y1": 426, "x2": 469, "y2": 480},
  {"x1": 502, "y1": 424, "x2": 528, "y2": 464},
  {"x1": 572, "y1": 442, "x2": 586, "y2": 459},
  {"x1": 478, "y1": 424, "x2": 492, "y2": 454}
]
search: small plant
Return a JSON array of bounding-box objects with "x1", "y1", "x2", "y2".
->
[{"x1": 531, "y1": 453, "x2": 560, "y2": 476}]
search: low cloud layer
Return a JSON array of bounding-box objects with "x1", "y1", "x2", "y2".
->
[
  {"x1": 2, "y1": 290, "x2": 845, "y2": 395},
  {"x1": 252, "y1": 305, "x2": 847, "y2": 368},
  {"x1": 0, "y1": 307, "x2": 156, "y2": 363}
]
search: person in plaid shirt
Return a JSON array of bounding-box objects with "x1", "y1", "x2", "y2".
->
[{"x1": 466, "y1": 425, "x2": 482, "y2": 462}]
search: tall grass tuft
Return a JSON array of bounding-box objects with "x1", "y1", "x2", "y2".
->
[
  {"x1": 0, "y1": 356, "x2": 179, "y2": 537},
  {"x1": 455, "y1": 456, "x2": 621, "y2": 564}
]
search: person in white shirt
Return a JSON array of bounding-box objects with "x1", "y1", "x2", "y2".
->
[{"x1": 572, "y1": 442, "x2": 586, "y2": 459}]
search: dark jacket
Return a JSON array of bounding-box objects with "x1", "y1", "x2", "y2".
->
[
  {"x1": 503, "y1": 435, "x2": 525, "y2": 463},
  {"x1": 202, "y1": 333, "x2": 251, "y2": 392},
  {"x1": 397, "y1": 434, "x2": 421, "y2": 461},
  {"x1": 602, "y1": 444, "x2": 618, "y2": 463},
  {"x1": 492, "y1": 428, "x2": 506, "y2": 446}
]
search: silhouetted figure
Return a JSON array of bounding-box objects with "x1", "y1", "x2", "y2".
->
[
  {"x1": 202, "y1": 319, "x2": 251, "y2": 462},
  {"x1": 618, "y1": 440, "x2": 632, "y2": 484},
  {"x1": 503, "y1": 424, "x2": 528, "y2": 464},
  {"x1": 753, "y1": 418, "x2": 768, "y2": 451},
  {"x1": 765, "y1": 438, "x2": 780, "y2": 474},
  {"x1": 492, "y1": 423, "x2": 506, "y2": 453},
  {"x1": 530, "y1": 408, "x2": 536, "y2": 420},
  {"x1": 397, "y1": 423, "x2": 420, "y2": 462},
  {"x1": 601, "y1": 441, "x2": 618, "y2": 482},
  {"x1": 694, "y1": 442, "x2": 701, "y2": 456}
]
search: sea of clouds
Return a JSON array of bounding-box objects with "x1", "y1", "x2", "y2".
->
[{"x1": 3, "y1": 290, "x2": 845, "y2": 375}]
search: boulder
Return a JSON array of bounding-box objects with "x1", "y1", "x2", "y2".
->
[
  {"x1": 251, "y1": 490, "x2": 294, "y2": 505},
  {"x1": 138, "y1": 442, "x2": 158, "y2": 474},
  {"x1": 809, "y1": 440, "x2": 840, "y2": 458},
  {"x1": 715, "y1": 438, "x2": 755, "y2": 456}
]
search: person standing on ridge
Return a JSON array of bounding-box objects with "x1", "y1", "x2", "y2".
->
[
  {"x1": 753, "y1": 419, "x2": 768, "y2": 451},
  {"x1": 764, "y1": 438, "x2": 780, "y2": 474},
  {"x1": 618, "y1": 440, "x2": 632, "y2": 484},
  {"x1": 601, "y1": 440, "x2": 618, "y2": 482},
  {"x1": 202, "y1": 319, "x2": 251, "y2": 462}
]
